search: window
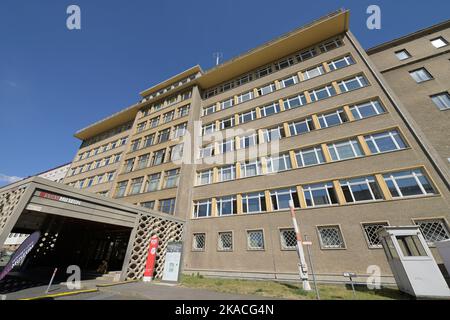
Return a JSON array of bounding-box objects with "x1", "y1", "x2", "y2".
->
[
  {"x1": 141, "y1": 201, "x2": 155, "y2": 210},
  {"x1": 350, "y1": 100, "x2": 385, "y2": 120},
  {"x1": 257, "y1": 83, "x2": 276, "y2": 96},
  {"x1": 193, "y1": 199, "x2": 212, "y2": 218},
  {"x1": 217, "y1": 196, "x2": 237, "y2": 216},
  {"x1": 415, "y1": 219, "x2": 450, "y2": 244},
  {"x1": 280, "y1": 75, "x2": 298, "y2": 88},
  {"x1": 309, "y1": 85, "x2": 337, "y2": 102},
  {"x1": 430, "y1": 37, "x2": 448, "y2": 48},
  {"x1": 149, "y1": 117, "x2": 160, "y2": 128},
  {"x1": 113, "y1": 154, "x2": 121, "y2": 163},
  {"x1": 260, "y1": 103, "x2": 280, "y2": 117},
  {"x1": 124, "y1": 158, "x2": 135, "y2": 173},
  {"x1": 284, "y1": 94, "x2": 307, "y2": 109},
  {"x1": 318, "y1": 109, "x2": 348, "y2": 128},
  {"x1": 395, "y1": 50, "x2": 411, "y2": 61},
  {"x1": 169, "y1": 144, "x2": 183, "y2": 161},
  {"x1": 297, "y1": 48, "x2": 316, "y2": 61},
  {"x1": 397, "y1": 235, "x2": 428, "y2": 257},
  {"x1": 280, "y1": 229, "x2": 297, "y2": 250},
  {"x1": 115, "y1": 181, "x2": 128, "y2": 198},
  {"x1": 219, "y1": 139, "x2": 234, "y2": 154},
  {"x1": 241, "y1": 160, "x2": 262, "y2": 177},
  {"x1": 163, "y1": 169, "x2": 179, "y2": 189},
  {"x1": 137, "y1": 154, "x2": 150, "y2": 170},
  {"x1": 203, "y1": 105, "x2": 216, "y2": 116},
  {"x1": 221, "y1": 82, "x2": 234, "y2": 93},
  {"x1": 202, "y1": 123, "x2": 216, "y2": 136},
  {"x1": 266, "y1": 153, "x2": 292, "y2": 173},
  {"x1": 340, "y1": 177, "x2": 383, "y2": 203},
  {"x1": 221, "y1": 98, "x2": 234, "y2": 110},
  {"x1": 146, "y1": 173, "x2": 161, "y2": 192},
  {"x1": 263, "y1": 126, "x2": 285, "y2": 142},
  {"x1": 296, "y1": 146, "x2": 325, "y2": 167},
  {"x1": 338, "y1": 75, "x2": 369, "y2": 92},
  {"x1": 87, "y1": 177, "x2": 95, "y2": 187},
  {"x1": 151, "y1": 149, "x2": 166, "y2": 166},
  {"x1": 303, "y1": 183, "x2": 338, "y2": 207},
  {"x1": 106, "y1": 171, "x2": 115, "y2": 182},
  {"x1": 129, "y1": 177, "x2": 144, "y2": 195},
  {"x1": 289, "y1": 118, "x2": 315, "y2": 136},
  {"x1": 362, "y1": 223, "x2": 389, "y2": 248},
  {"x1": 219, "y1": 165, "x2": 235, "y2": 182},
  {"x1": 327, "y1": 139, "x2": 363, "y2": 161},
  {"x1": 218, "y1": 232, "x2": 233, "y2": 251},
  {"x1": 240, "y1": 134, "x2": 258, "y2": 149},
  {"x1": 162, "y1": 111, "x2": 174, "y2": 123},
  {"x1": 317, "y1": 226, "x2": 345, "y2": 249},
  {"x1": 239, "y1": 110, "x2": 256, "y2": 124},
  {"x1": 204, "y1": 88, "x2": 217, "y2": 99},
  {"x1": 178, "y1": 105, "x2": 190, "y2": 117},
  {"x1": 237, "y1": 91, "x2": 253, "y2": 104},
  {"x1": 158, "y1": 128, "x2": 170, "y2": 143},
  {"x1": 199, "y1": 144, "x2": 214, "y2": 158},
  {"x1": 328, "y1": 55, "x2": 355, "y2": 70},
  {"x1": 319, "y1": 38, "x2": 342, "y2": 52},
  {"x1": 130, "y1": 139, "x2": 141, "y2": 152},
  {"x1": 303, "y1": 65, "x2": 324, "y2": 80},
  {"x1": 242, "y1": 192, "x2": 267, "y2": 213},
  {"x1": 431, "y1": 92, "x2": 450, "y2": 110},
  {"x1": 365, "y1": 130, "x2": 406, "y2": 154},
  {"x1": 257, "y1": 66, "x2": 273, "y2": 78},
  {"x1": 409, "y1": 68, "x2": 433, "y2": 83},
  {"x1": 136, "y1": 122, "x2": 146, "y2": 133},
  {"x1": 270, "y1": 188, "x2": 300, "y2": 210},
  {"x1": 197, "y1": 170, "x2": 213, "y2": 185},
  {"x1": 247, "y1": 230, "x2": 265, "y2": 250},
  {"x1": 275, "y1": 57, "x2": 295, "y2": 71},
  {"x1": 173, "y1": 123, "x2": 187, "y2": 139},
  {"x1": 219, "y1": 117, "x2": 235, "y2": 130},
  {"x1": 159, "y1": 198, "x2": 176, "y2": 214},
  {"x1": 383, "y1": 169, "x2": 435, "y2": 198},
  {"x1": 193, "y1": 233, "x2": 206, "y2": 251},
  {"x1": 143, "y1": 134, "x2": 155, "y2": 148}
]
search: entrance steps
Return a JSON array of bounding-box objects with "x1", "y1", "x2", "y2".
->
[{"x1": 95, "y1": 271, "x2": 122, "y2": 282}]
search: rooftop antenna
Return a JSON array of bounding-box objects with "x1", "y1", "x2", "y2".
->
[{"x1": 213, "y1": 52, "x2": 223, "y2": 66}]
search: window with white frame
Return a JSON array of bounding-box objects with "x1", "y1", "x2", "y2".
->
[
  {"x1": 136, "y1": 122, "x2": 146, "y2": 133},
  {"x1": 240, "y1": 134, "x2": 258, "y2": 149},
  {"x1": 280, "y1": 75, "x2": 299, "y2": 88},
  {"x1": 327, "y1": 139, "x2": 363, "y2": 161},
  {"x1": 266, "y1": 153, "x2": 292, "y2": 173},
  {"x1": 146, "y1": 173, "x2": 160, "y2": 192},
  {"x1": 199, "y1": 144, "x2": 214, "y2": 158},
  {"x1": 178, "y1": 104, "x2": 190, "y2": 117},
  {"x1": 115, "y1": 181, "x2": 128, "y2": 198},
  {"x1": 257, "y1": 83, "x2": 276, "y2": 96},
  {"x1": 158, "y1": 128, "x2": 171, "y2": 143},
  {"x1": 218, "y1": 232, "x2": 233, "y2": 251},
  {"x1": 163, "y1": 169, "x2": 180, "y2": 189},
  {"x1": 219, "y1": 117, "x2": 235, "y2": 130},
  {"x1": 219, "y1": 139, "x2": 234, "y2": 154},
  {"x1": 284, "y1": 94, "x2": 307, "y2": 109},
  {"x1": 350, "y1": 100, "x2": 385, "y2": 120},
  {"x1": 362, "y1": 222, "x2": 389, "y2": 248},
  {"x1": 204, "y1": 88, "x2": 217, "y2": 99},
  {"x1": 143, "y1": 134, "x2": 155, "y2": 148},
  {"x1": 303, "y1": 182, "x2": 338, "y2": 207},
  {"x1": 221, "y1": 98, "x2": 234, "y2": 110},
  {"x1": 241, "y1": 160, "x2": 262, "y2": 177},
  {"x1": 202, "y1": 123, "x2": 215, "y2": 136},
  {"x1": 431, "y1": 92, "x2": 450, "y2": 110},
  {"x1": 338, "y1": 75, "x2": 369, "y2": 92},
  {"x1": 260, "y1": 103, "x2": 280, "y2": 117},
  {"x1": 219, "y1": 165, "x2": 235, "y2": 182},
  {"x1": 193, "y1": 233, "x2": 206, "y2": 251},
  {"x1": 257, "y1": 65, "x2": 273, "y2": 78},
  {"x1": 318, "y1": 109, "x2": 348, "y2": 128},
  {"x1": 106, "y1": 171, "x2": 115, "y2": 182},
  {"x1": 296, "y1": 146, "x2": 325, "y2": 167},
  {"x1": 203, "y1": 105, "x2": 216, "y2": 116},
  {"x1": 415, "y1": 219, "x2": 450, "y2": 244},
  {"x1": 263, "y1": 126, "x2": 285, "y2": 142},
  {"x1": 124, "y1": 158, "x2": 135, "y2": 173},
  {"x1": 383, "y1": 169, "x2": 435, "y2": 198},
  {"x1": 217, "y1": 196, "x2": 237, "y2": 216},
  {"x1": 340, "y1": 176, "x2": 383, "y2": 203},
  {"x1": 149, "y1": 117, "x2": 159, "y2": 128},
  {"x1": 159, "y1": 198, "x2": 176, "y2": 214},
  {"x1": 409, "y1": 68, "x2": 433, "y2": 83},
  {"x1": 280, "y1": 229, "x2": 296, "y2": 250},
  {"x1": 317, "y1": 225, "x2": 345, "y2": 249},
  {"x1": 237, "y1": 91, "x2": 253, "y2": 104},
  {"x1": 247, "y1": 230, "x2": 265, "y2": 250},
  {"x1": 162, "y1": 111, "x2": 174, "y2": 123},
  {"x1": 328, "y1": 55, "x2": 355, "y2": 70},
  {"x1": 130, "y1": 139, "x2": 141, "y2": 152},
  {"x1": 239, "y1": 109, "x2": 257, "y2": 124},
  {"x1": 197, "y1": 169, "x2": 213, "y2": 185},
  {"x1": 86, "y1": 177, "x2": 95, "y2": 188},
  {"x1": 309, "y1": 85, "x2": 337, "y2": 102},
  {"x1": 297, "y1": 48, "x2": 317, "y2": 61},
  {"x1": 303, "y1": 65, "x2": 324, "y2": 80},
  {"x1": 430, "y1": 37, "x2": 448, "y2": 48},
  {"x1": 242, "y1": 192, "x2": 267, "y2": 213},
  {"x1": 275, "y1": 57, "x2": 295, "y2": 71},
  {"x1": 395, "y1": 50, "x2": 411, "y2": 61},
  {"x1": 151, "y1": 149, "x2": 166, "y2": 166},
  {"x1": 129, "y1": 177, "x2": 144, "y2": 195},
  {"x1": 270, "y1": 188, "x2": 300, "y2": 210},
  {"x1": 365, "y1": 130, "x2": 406, "y2": 154},
  {"x1": 193, "y1": 199, "x2": 212, "y2": 218},
  {"x1": 173, "y1": 123, "x2": 187, "y2": 139},
  {"x1": 169, "y1": 144, "x2": 183, "y2": 161},
  {"x1": 289, "y1": 118, "x2": 315, "y2": 136},
  {"x1": 137, "y1": 154, "x2": 150, "y2": 170},
  {"x1": 319, "y1": 38, "x2": 343, "y2": 52}
]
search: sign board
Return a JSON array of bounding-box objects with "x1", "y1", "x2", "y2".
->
[
  {"x1": 38, "y1": 191, "x2": 82, "y2": 206},
  {"x1": 0, "y1": 231, "x2": 41, "y2": 281},
  {"x1": 162, "y1": 242, "x2": 183, "y2": 282},
  {"x1": 143, "y1": 235, "x2": 159, "y2": 282}
]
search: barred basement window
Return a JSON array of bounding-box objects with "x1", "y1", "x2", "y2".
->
[
  {"x1": 362, "y1": 223, "x2": 389, "y2": 248},
  {"x1": 193, "y1": 233, "x2": 206, "y2": 251},
  {"x1": 247, "y1": 230, "x2": 265, "y2": 250},
  {"x1": 218, "y1": 232, "x2": 233, "y2": 251},
  {"x1": 280, "y1": 228, "x2": 297, "y2": 250},
  {"x1": 317, "y1": 226, "x2": 345, "y2": 249},
  {"x1": 415, "y1": 219, "x2": 450, "y2": 244}
]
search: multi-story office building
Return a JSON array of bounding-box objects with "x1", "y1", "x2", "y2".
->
[
  {"x1": 62, "y1": 10, "x2": 450, "y2": 282},
  {"x1": 37, "y1": 163, "x2": 71, "y2": 183},
  {"x1": 367, "y1": 20, "x2": 450, "y2": 171}
]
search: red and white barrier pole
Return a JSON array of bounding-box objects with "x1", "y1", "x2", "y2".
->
[
  {"x1": 143, "y1": 235, "x2": 159, "y2": 282},
  {"x1": 289, "y1": 200, "x2": 311, "y2": 291}
]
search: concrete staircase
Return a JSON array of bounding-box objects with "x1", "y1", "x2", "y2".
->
[{"x1": 95, "y1": 271, "x2": 121, "y2": 282}]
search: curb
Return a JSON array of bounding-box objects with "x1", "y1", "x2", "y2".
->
[
  {"x1": 96, "y1": 280, "x2": 139, "y2": 288},
  {"x1": 19, "y1": 288, "x2": 99, "y2": 300}
]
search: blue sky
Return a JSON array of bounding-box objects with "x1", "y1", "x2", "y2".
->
[{"x1": 0, "y1": 0, "x2": 449, "y2": 186}]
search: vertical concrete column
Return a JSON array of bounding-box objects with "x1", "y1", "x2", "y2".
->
[
  {"x1": 332, "y1": 180, "x2": 346, "y2": 205},
  {"x1": 158, "y1": 170, "x2": 165, "y2": 190},
  {"x1": 255, "y1": 107, "x2": 262, "y2": 119},
  {"x1": 304, "y1": 91, "x2": 312, "y2": 103},
  {"x1": 296, "y1": 185, "x2": 307, "y2": 208},
  {"x1": 235, "y1": 162, "x2": 242, "y2": 179},
  {"x1": 311, "y1": 114, "x2": 321, "y2": 129},
  {"x1": 274, "y1": 80, "x2": 281, "y2": 90},
  {"x1": 289, "y1": 150, "x2": 298, "y2": 168},
  {"x1": 211, "y1": 198, "x2": 218, "y2": 217},
  {"x1": 216, "y1": 102, "x2": 221, "y2": 112},
  {"x1": 253, "y1": 88, "x2": 259, "y2": 98},
  {"x1": 297, "y1": 71, "x2": 304, "y2": 82},
  {"x1": 321, "y1": 144, "x2": 332, "y2": 162},
  {"x1": 234, "y1": 114, "x2": 240, "y2": 126},
  {"x1": 279, "y1": 99, "x2": 285, "y2": 112},
  {"x1": 375, "y1": 174, "x2": 393, "y2": 200},
  {"x1": 264, "y1": 190, "x2": 272, "y2": 212},
  {"x1": 214, "y1": 142, "x2": 220, "y2": 156},
  {"x1": 258, "y1": 129, "x2": 265, "y2": 144},
  {"x1": 234, "y1": 95, "x2": 239, "y2": 105},
  {"x1": 236, "y1": 194, "x2": 243, "y2": 214},
  {"x1": 283, "y1": 123, "x2": 291, "y2": 138},
  {"x1": 322, "y1": 62, "x2": 331, "y2": 73},
  {"x1": 213, "y1": 167, "x2": 219, "y2": 183},
  {"x1": 357, "y1": 135, "x2": 372, "y2": 156},
  {"x1": 261, "y1": 157, "x2": 268, "y2": 175},
  {"x1": 235, "y1": 136, "x2": 241, "y2": 150},
  {"x1": 343, "y1": 105, "x2": 355, "y2": 122},
  {"x1": 332, "y1": 81, "x2": 341, "y2": 94},
  {"x1": 215, "y1": 120, "x2": 220, "y2": 132}
]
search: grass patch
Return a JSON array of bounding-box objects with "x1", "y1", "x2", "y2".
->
[{"x1": 180, "y1": 274, "x2": 410, "y2": 300}]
